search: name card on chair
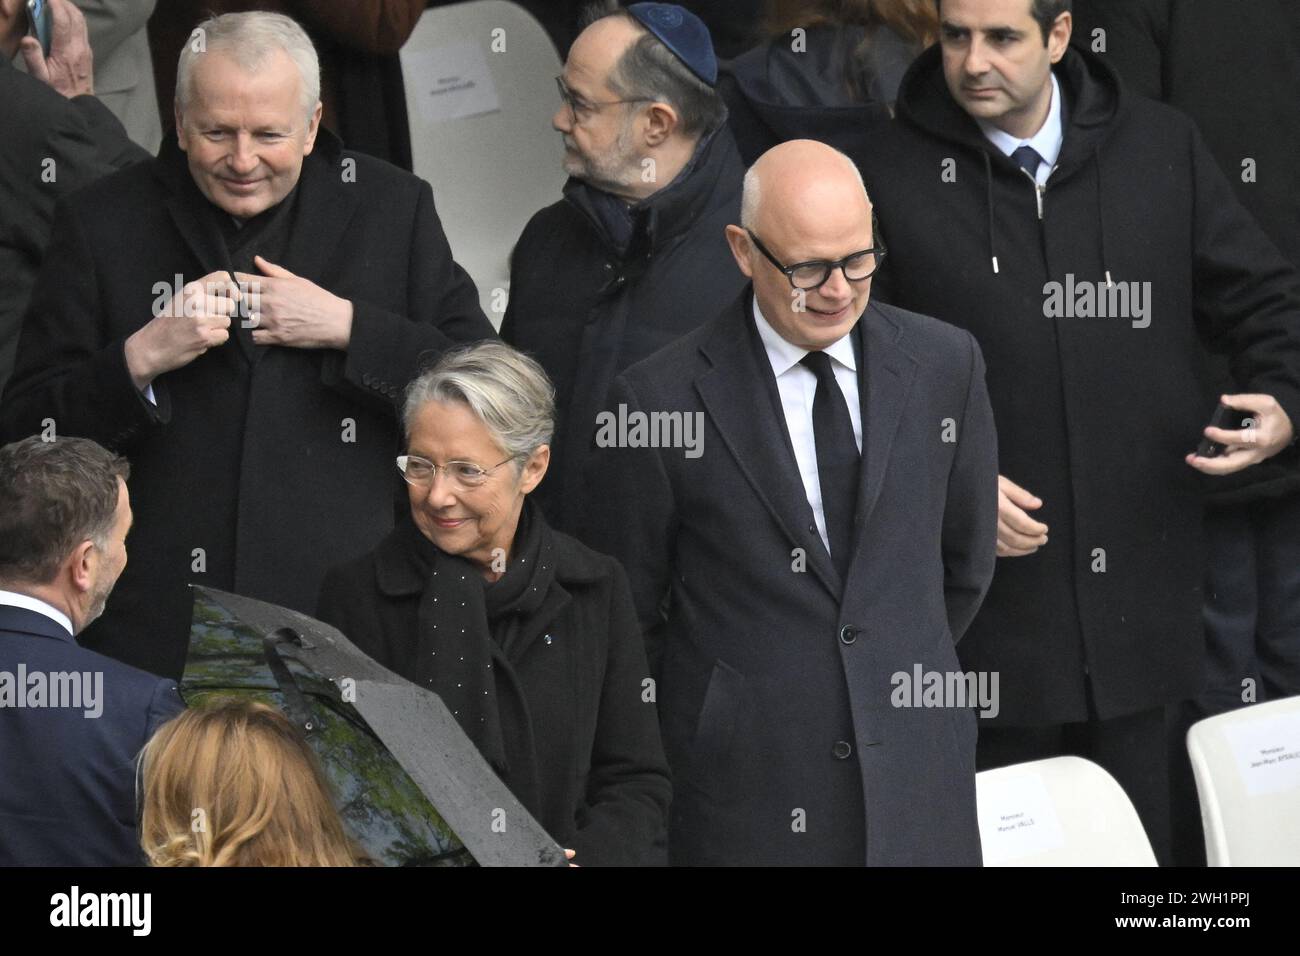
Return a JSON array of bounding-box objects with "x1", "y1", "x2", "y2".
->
[
  {"x1": 1223, "y1": 710, "x2": 1300, "y2": 796},
  {"x1": 977, "y1": 772, "x2": 1066, "y2": 864},
  {"x1": 406, "y1": 41, "x2": 502, "y2": 125}
]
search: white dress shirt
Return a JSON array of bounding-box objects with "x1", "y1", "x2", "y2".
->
[
  {"x1": 752, "y1": 297, "x2": 863, "y2": 555},
  {"x1": 978, "y1": 72, "x2": 1064, "y2": 185},
  {"x1": 0, "y1": 589, "x2": 74, "y2": 636}
]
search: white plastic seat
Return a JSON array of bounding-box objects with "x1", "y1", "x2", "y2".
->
[
  {"x1": 1187, "y1": 694, "x2": 1300, "y2": 866},
  {"x1": 976, "y1": 755, "x2": 1157, "y2": 866},
  {"x1": 400, "y1": 1, "x2": 568, "y2": 328}
]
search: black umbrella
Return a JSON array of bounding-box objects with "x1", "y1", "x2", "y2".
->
[{"x1": 182, "y1": 585, "x2": 566, "y2": 867}]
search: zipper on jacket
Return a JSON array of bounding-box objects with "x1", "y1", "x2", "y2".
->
[{"x1": 1020, "y1": 168, "x2": 1045, "y2": 220}]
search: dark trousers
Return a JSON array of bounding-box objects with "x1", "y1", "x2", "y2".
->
[
  {"x1": 1169, "y1": 493, "x2": 1300, "y2": 865},
  {"x1": 977, "y1": 704, "x2": 1172, "y2": 866}
]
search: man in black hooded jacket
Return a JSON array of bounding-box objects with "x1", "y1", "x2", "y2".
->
[{"x1": 853, "y1": 0, "x2": 1300, "y2": 863}]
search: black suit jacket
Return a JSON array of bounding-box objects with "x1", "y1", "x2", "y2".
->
[
  {"x1": 1, "y1": 130, "x2": 495, "y2": 679},
  {"x1": 0, "y1": 604, "x2": 183, "y2": 865},
  {"x1": 0, "y1": 55, "x2": 149, "y2": 393},
  {"x1": 585, "y1": 290, "x2": 998, "y2": 865}
]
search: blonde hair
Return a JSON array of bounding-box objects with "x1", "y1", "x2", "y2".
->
[{"x1": 139, "y1": 699, "x2": 365, "y2": 867}]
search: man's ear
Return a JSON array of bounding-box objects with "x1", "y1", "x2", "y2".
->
[
  {"x1": 520, "y1": 444, "x2": 550, "y2": 495},
  {"x1": 68, "y1": 540, "x2": 97, "y2": 595},
  {"x1": 641, "y1": 101, "x2": 680, "y2": 148},
  {"x1": 302, "y1": 100, "x2": 323, "y2": 155},
  {"x1": 1048, "y1": 11, "x2": 1072, "y2": 63},
  {"x1": 724, "y1": 224, "x2": 755, "y2": 279},
  {"x1": 173, "y1": 99, "x2": 188, "y2": 150}
]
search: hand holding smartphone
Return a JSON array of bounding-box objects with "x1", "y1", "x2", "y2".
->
[
  {"x1": 26, "y1": 0, "x2": 52, "y2": 58},
  {"x1": 1195, "y1": 402, "x2": 1256, "y2": 459}
]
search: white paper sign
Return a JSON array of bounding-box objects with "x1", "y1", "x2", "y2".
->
[
  {"x1": 406, "y1": 42, "x2": 501, "y2": 124},
  {"x1": 977, "y1": 772, "x2": 1067, "y2": 864},
  {"x1": 1222, "y1": 710, "x2": 1300, "y2": 796}
]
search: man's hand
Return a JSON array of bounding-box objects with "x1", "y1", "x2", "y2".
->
[
  {"x1": 19, "y1": 0, "x2": 94, "y2": 99},
  {"x1": 237, "y1": 256, "x2": 353, "y2": 351},
  {"x1": 997, "y1": 474, "x2": 1049, "y2": 557},
  {"x1": 1186, "y1": 393, "x2": 1296, "y2": 475},
  {"x1": 124, "y1": 271, "x2": 238, "y2": 391}
]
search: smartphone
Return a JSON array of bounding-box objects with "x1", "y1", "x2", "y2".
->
[
  {"x1": 1196, "y1": 403, "x2": 1256, "y2": 458},
  {"x1": 26, "y1": 0, "x2": 52, "y2": 58}
]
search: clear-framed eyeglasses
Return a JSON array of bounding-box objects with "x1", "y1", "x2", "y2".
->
[
  {"x1": 396, "y1": 454, "x2": 519, "y2": 489},
  {"x1": 555, "y1": 75, "x2": 653, "y2": 125}
]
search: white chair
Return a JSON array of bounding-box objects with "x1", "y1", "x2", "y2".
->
[
  {"x1": 1187, "y1": 695, "x2": 1300, "y2": 866},
  {"x1": 400, "y1": 1, "x2": 568, "y2": 328},
  {"x1": 976, "y1": 756, "x2": 1157, "y2": 866}
]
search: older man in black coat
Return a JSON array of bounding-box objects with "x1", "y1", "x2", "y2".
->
[
  {"x1": 501, "y1": 4, "x2": 746, "y2": 539},
  {"x1": 853, "y1": 0, "x2": 1300, "y2": 863},
  {"x1": 587, "y1": 141, "x2": 999, "y2": 865},
  {"x1": 1, "y1": 11, "x2": 493, "y2": 680}
]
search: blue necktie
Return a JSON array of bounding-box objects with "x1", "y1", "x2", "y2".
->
[{"x1": 1012, "y1": 144, "x2": 1042, "y2": 179}]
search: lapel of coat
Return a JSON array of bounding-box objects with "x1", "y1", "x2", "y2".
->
[
  {"x1": 694, "y1": 291, "x2": 841, "y2": 601},
  {"x1": 159, "y1": 160, "x2": 260, "y2": 367},
  {"x1": 850, "y1": 300, "x2": 918, "y2": 553},
  {"x1": 279, "y1": 132, "x2": 360, "y2": 292}
]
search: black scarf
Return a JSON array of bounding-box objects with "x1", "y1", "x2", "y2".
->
[{"x1": 399, "y1": 501, "x2": 557, "y2": 785}]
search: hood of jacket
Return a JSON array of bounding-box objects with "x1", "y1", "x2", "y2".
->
[
  {"x1": 720, "y1": 24, "x2": 910, "y2": 149},
  {"x1": 892, "y1": 43, "x2": 1126, "y2": 280}
]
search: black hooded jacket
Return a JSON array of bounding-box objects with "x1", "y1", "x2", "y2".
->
[{"x1": 855, "y1": 45, "x2": 1300, "y2": 724}]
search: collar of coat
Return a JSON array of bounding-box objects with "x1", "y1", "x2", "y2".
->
[
  {"x1": 561, "y1": 116, "x2": 743, "y2": 259},
  {"x1": 894, "y1": 43, "x2": 1124, "y2": 181},
  {"x1": 371, "y1": 506, "x2": 611, "y2": 599}
]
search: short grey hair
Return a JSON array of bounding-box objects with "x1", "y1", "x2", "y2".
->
[
  {"x1": 0, "y1": 437, "x2": 129, "y2": 586},
  {"x1": 176, "y1": 12, "x2": 321, "y2": 124},
  {"x1": 740, "y1": 147, "x2": 869, "y2": 229},
  {"x1": 403, "y1": 342, "x2": 556, "y2": 468}
]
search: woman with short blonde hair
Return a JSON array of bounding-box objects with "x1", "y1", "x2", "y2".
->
[{"x1": 139, "y1": 698, "x2": 364, "y2": 867}]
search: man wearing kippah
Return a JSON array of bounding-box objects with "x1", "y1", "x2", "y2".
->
[{"x1": 501, "y1": 2, "x2": 745, "y2": 539}]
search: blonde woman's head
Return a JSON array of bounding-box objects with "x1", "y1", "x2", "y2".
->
[{"x1": 139, "y1": 698, "x2": 364, "y2": 866}]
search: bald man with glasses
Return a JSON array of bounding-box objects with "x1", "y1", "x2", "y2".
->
[{"x1": 585, "y1": 140, "x2": 999, "y2": 866}]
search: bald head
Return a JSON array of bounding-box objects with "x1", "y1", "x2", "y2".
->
[
  {"x1": 726, "y1": 141, "x2": 879, "y2": 351},
  {"x1": 740, "y1": 140, "x2": 871, "y2": 234}
]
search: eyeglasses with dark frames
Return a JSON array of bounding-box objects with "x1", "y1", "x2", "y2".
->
[
  {"x1": 745, "y1": 229, "x2": 887, "y2": 291},
  {"x1": 396, "y1": 454, "x2": 519, "y2": 489},
  {"x1": 555, "y1": 75, "x2": 654, "y2": 124}
]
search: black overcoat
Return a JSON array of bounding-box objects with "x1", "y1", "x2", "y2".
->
[
  {"x1": 585, "y1": 291, "x2": 999, "y2": 865},
  {"x1": 1, "y1": 130, "x2": 495, "y2": 678},
  {"x1": 317, "y1": 514, "x2": 672, "y2": 867},
  {"x1": 855, "y1": 46, "x2": 1300, "y2": 724}
]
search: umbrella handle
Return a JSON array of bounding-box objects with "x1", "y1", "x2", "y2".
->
[{"x1": 263, "y1": 628, "x2": 320, "y2": 734}]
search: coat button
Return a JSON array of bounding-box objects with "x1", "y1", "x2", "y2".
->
[
  {"x1": 839, "y1": 625, "x2": 857, "y2": 645},
  {"x1": 832, "y1": 740, "x2": 853, "y2": 760}
]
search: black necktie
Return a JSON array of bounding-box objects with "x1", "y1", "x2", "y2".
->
[
  {"x1": 1012, "y1": 144, "x2": 1042, "y2": 179},
  {"x1": 801, "y1": 351, "x2": 860, "y2": 580}
]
